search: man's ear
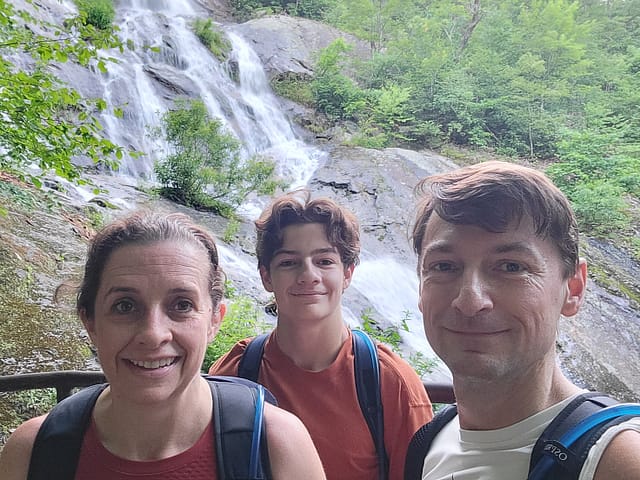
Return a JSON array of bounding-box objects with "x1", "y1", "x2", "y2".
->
[
  {"x1": 561, "y1": 260, "x2": 587, "y2": 317},
  {"x1": 259, "y1": 265, "x2": 274, "y2": 293},
  {"x1": 342, "y1": 264, "x2": 355, "y2": 290},
  {"x1": 208, "y1": 303, "x2": 226, "y2": 343}
]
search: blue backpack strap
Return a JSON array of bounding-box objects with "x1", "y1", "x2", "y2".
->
[
  {"x1": 27, "y1": 383, "x2": 108, "y2": 480},
  {"x1": 403, "y1": 404, "x2": 458, "y2": 480},
  {"x1": 528, "y1": 393, "x2": 640, "y2": 480},
  {"x1": 352, "y1": 329, "x2": 388, "y2": 480},
  {"x1": 207, "y1": 375, "x2": 275, "y2": 480},
  {"x1": 237, "y1": 333, "x2": 270, "y2": 383}
]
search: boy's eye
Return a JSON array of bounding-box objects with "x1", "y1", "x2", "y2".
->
[
  {"x1": 318, "y1": 258, "x2": 336, "y2": 266},
  {"x1": 278, "y1": 259, "x2": 296, "y2": 267}
]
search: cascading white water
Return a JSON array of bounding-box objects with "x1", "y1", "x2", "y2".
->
[
  {"x1": 91, "y1": 0, "x2": 326, "y2": 190},
  {"x1": 66, "y1": 0, "x2": 443, "y2": 377}
]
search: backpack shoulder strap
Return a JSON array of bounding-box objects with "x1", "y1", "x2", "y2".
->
[
  {"x1": 352, "y1": 329, "x2": 388, "y2": 480},
  {"x1": 237, "y1": 333, "x2": 270, "y2": 382},
  {"x1": 207, "y1": 375, "x2": 274, "y2": 480},
  {"x1": 27, "y1": 383, "x2": 108, "y2": 480},
  {"x1": 403, "y1": 404, "x2": 458, "y2": 480},
  {"x1": 527, "y1": 392, "x2": 634, "y2": 480}
]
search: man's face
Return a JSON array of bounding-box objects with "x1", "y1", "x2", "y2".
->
[
  {"x1": 260, "y1": 223, "x2": 354, "y2": 327},
  {"x1": 417, "y1": 213, "x2": 586, "y2": 383}
]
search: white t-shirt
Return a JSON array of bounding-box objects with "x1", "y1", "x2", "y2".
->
[{"x1": 421, "y1": 394, "x2": 640, "y2": 480}]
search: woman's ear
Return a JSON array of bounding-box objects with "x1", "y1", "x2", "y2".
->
[
  {"x1": 207, "y1": 303, "x2": 226, "y2": 342},
  {"x1": 561, "y1": 260, "x2": 587, "y2": 317},
  {"x1": 80, "y1": 308, "x2": 97, "y2": 345}
]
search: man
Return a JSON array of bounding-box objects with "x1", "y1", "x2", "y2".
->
[
  {"x1": 408, "y1": 161, "x2": 640, "y2": 479},
  {"x1": 210, "y1": 190, "x2": 433, "y2": 480}
]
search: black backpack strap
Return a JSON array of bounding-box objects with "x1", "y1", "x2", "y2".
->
[
  {"x1": 27, "y1": 383, "x2": 107, "y2": 480},
  {"x1": 404, "y1": 404, "x2": 458, "y2": 480},
  {"x1": 527, "y1": 392, "x2": 633, "y2": 480},
  {"x1": 237, "y1": 333, "x2": 270, "y2": 383},
  {"x1": 352, "y1": 329, "x2": 388, "y2": 480},
  {"x1": 207, "y1": 375, "x2": 275, "y2": 480}
]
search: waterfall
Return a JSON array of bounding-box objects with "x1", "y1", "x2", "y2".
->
[
  {"x1": 88, "y1": 0, "x2": 325, "y2": 190},
  {"x1": 54, "y1": 0, "x2": 443, "y2": 377}
]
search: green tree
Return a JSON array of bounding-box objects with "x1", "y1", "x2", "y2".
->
[
  {"x1": 154, "y1": 99, "x2": 278, "y2": 214},
  {"x1": 0, "y1": 0, "x2": 124, "y2": 187}
]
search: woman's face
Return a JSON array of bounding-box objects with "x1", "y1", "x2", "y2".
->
[{"x1": 81, "y1": 241, "x2": 222, "y2": 405}]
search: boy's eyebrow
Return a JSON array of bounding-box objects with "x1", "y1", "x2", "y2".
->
[{"x1": 273, "y1": 247, "x2": 338, "y2": 257}]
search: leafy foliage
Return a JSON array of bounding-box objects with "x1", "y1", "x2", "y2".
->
[
  {"x1": 74, "y1": 0, "x2": 115, "y2": 30},
  {"x1": 0, "y1": 0, "x2": 124, "y2": 187},
  {"x1": 192, "y1": 18, "x2": 231, "y2": 61},
  {"x1": 202, "y1": 290, "x2": 270, "y2": 371},
  {"x1": 154, "y1": 99, "x2": 279, "y2": 215}
]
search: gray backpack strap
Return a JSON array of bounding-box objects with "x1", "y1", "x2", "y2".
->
[
  {"x1": 27, "y1": 383, "x2": 108, "y2": 480},
  {"x1": 208, "y1": 376, "x2": 273, "y2": 480}
]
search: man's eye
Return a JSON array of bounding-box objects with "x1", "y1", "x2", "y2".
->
[
  {"x1": 431, "y1": 262, "x2": 455, "y2": 272},
  {"x1": 278, "y1": 259, "x2": 296, "y2": 267},
  {"x1": 113, "y1": 299, "x2": 135, "y2": 314},
  {"x1": 499, "y1": 262, "x2": 525, "y2": 273}
]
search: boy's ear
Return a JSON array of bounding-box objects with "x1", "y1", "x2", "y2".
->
[
  {"x1": 259, "y1": 265, "x2": 274, "y2": 293},
  {"x1": 342, "y1": 264, "x2": 355, "y2": 290},
  {"x1": 561, "y1": 260, "x2": 587, "y2": 317}
]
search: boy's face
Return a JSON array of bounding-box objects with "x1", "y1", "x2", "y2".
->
[{"x1": 260, "y1": 223, "x2": 354, "y2": 327}]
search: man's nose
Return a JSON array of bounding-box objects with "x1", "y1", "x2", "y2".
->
[{"x1": 451, "y1": 270, "x2": 493, "y2": 317}]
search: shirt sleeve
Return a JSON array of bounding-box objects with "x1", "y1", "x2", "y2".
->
[
  {"x1": 207, "y1": 338, "x2": 251, "y2": 376},
  {"x1": 578, "y1": 417, "x2": 640, "y2": 480},
  {"x1": 377, "y1": 343, "x2": 434, "y2": 480}
]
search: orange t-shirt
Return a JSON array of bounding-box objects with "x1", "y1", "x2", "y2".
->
[{"x1": 209, "y1": 330, "x2": 433, "y2": 480}]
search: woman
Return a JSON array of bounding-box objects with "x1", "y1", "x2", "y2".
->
[{"x1": 0, "y1": 210, "x2": 325, "y2": 480}]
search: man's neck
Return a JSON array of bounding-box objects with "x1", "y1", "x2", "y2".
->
[{"x1": 454, "y1": 364, "x2": 581, "y2": 430}]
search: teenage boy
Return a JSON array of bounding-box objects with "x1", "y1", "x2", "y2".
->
[{"x1": 210, "y1": 190, "x2": 433, "y2": 480}]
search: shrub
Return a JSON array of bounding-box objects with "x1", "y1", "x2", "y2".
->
[
  {"x1": 192, "y1": 18, "x2": 231, "y2": 61},
  {"x1": 154, "y1": 99, "x2": 279, "y2": 215},
  {"x1": 202, "y1": 295, "x2": 270, "y2": 371},
  {"x1": 75, "y1": 0, "x2": 115, "y2": 30},
  {"x1": 570, "y1": 181, "x2": 630, "y2": 237}
]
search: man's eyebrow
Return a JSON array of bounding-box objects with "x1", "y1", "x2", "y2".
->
[
  {"x1": 422, "y1": 241, "x2": 454, "y2": 257},
  {"x1": 422, "y1": 240, "x2": 537, "y2": 257},
  {"x1": 493, "y1": 242, "x2": 538, "y2": 256}
]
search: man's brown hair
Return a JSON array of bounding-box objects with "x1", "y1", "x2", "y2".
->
[{"x1": 411, "y1": 161, "x2": 579, "y2": 278}]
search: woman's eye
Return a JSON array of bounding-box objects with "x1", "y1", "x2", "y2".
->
[
  {"x1": 113, "y1": 299, "x2": 135, "y2": 314},
  {"x1": 175, "y1": 299, "x2": 194, "y2": 312}
]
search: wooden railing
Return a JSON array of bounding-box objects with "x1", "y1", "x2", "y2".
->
[{"x1": 0, "y1": 371, "x2": 455, "y2": 404}]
